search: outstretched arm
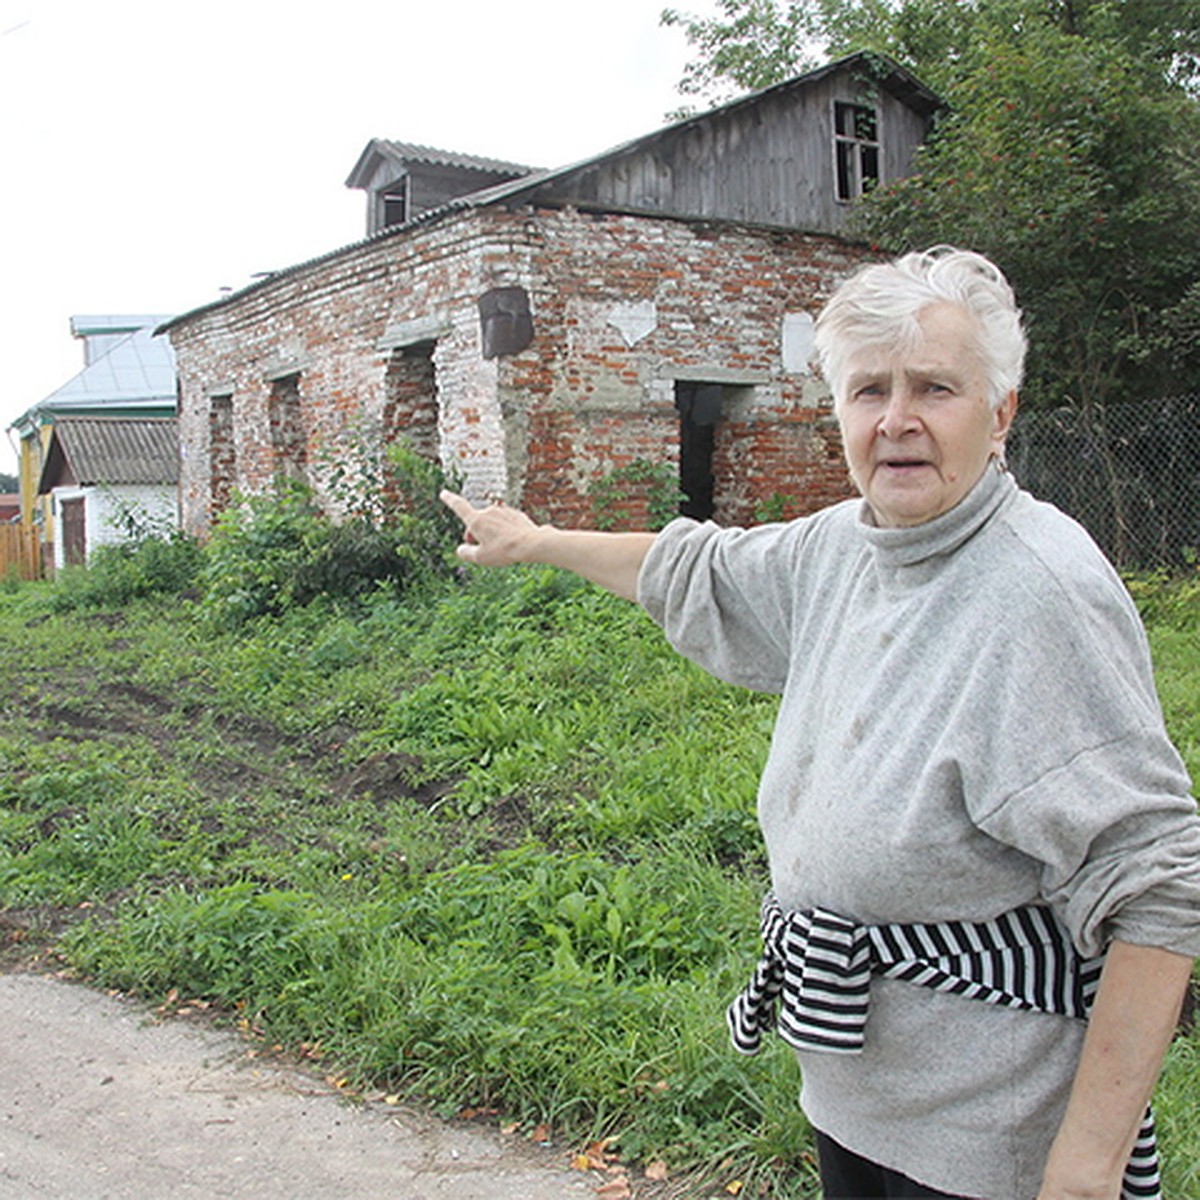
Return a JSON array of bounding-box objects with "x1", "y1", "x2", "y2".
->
[{"x1": 440, "y1": 490, "x2": 658, "y2": 602}]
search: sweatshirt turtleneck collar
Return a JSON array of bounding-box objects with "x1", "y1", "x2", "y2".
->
[{"x1": 857, "y1": 460, "x2": 1017, "y2": 568}]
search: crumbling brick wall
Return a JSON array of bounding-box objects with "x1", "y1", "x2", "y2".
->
[
  {"x1": 506, "y1": 208, "x2": 866, "y2": 526},
  {"x1": 169, "y1": 206, "x2": 868, "y2": 538}
]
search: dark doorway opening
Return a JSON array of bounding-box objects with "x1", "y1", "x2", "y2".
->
[{"x1": 675, "y1": 381, "x2": 727, "y2": 520}]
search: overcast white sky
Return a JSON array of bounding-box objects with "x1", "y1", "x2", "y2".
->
[{"x1": 0, "y1": 0, "x2": 713, "y2": 475}]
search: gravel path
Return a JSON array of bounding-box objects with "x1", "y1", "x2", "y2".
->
[{"x1": 0, "y1": 972, "x2": 601, "y2": 1199}]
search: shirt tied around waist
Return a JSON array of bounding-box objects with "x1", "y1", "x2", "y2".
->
[{"x1": 728, "y1": 893, "x2": 1160, "y2": 1199}]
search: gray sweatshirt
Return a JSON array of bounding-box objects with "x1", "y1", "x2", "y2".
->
[{"x1": 637, "y1": 465, "x2": 1200, "y2": 1199}]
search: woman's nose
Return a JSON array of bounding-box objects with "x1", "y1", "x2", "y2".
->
[{"x1": 877, "y1": 391, "x2": 920, "y2": 438}]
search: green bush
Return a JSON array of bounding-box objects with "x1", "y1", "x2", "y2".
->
[
  {"x1": 289, "y1": 518, "x2": 419, "y2": 606},
  {"x1": 201, "y1": 452, "x2": 461, "y2": 628},
  {"x1": 588, "y1": 459, "x2": 684, "y2": 531},
  {"x1": 1124, "y1": 569, "x2": 1200, "y2": 631},
  {"x1": 200, "y1": 480, "x2": 329, "y2": 626},
  {"x1": 49, "y1": 533, "x2": 203, "y2": 611}
]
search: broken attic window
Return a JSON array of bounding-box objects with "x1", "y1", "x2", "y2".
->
[
  {"x1": 383, "y1": 185, "x2": 409, "y2": 228},
  {"x1": 834, "y1": 100, "x2": 880, "y2": 201}
]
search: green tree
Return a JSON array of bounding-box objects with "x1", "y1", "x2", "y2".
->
[
  {"x1": 661, "y1": 0, "x2": 823, "y2": 108},
  {"x1": 662, "y1": 0, "x2": 1200, "y2": 407},
  {"x1": 662, "y1": 1, "x2": 1200, "y2": 103},
  {"x1": 852, "y1": 27, "x2": 1200, "y2": 408}
]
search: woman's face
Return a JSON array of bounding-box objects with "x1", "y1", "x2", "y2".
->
[{"x1": 836, "y1": 302, "x2": 1017, "y2": 528}]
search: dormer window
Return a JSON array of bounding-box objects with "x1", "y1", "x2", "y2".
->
[
  {"x1": 348, "y1": 140, "x2": 535, "y2": 238},
  {"x1": 382, "y1": 180, "x2": 410, "y2": 229},
  {"x1": 834, "y1": 101, "x2": 880, "y2": 201}
]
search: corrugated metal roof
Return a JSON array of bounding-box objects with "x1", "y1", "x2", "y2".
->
[
  {"x1": 373, "y1": 140, "x2": 534, "y2": 175},
  {"x1": 343, "y1": 139, "x2": 536, "y2": 189},
  {"x1": 70, "y1": 314, "x2": 174, "y2": 336},
  {"x1": 39, "y1": 417, "x2": 179, "y2": 489},
  {"x1": 41, "y1": 326, "x2": 176, "y2": 408}
]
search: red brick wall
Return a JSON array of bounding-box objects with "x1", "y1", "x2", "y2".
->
[
  {"x1": 504, "y1": 208, "x2": 866, "y2": 527},
  {"x1": 168, "y1": 207, "x2": 869, "y2": 538}
]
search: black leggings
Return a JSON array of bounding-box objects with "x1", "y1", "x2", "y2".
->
[{"x1": 816, "y1": 1131, "x2": 971, "y2": 1199}]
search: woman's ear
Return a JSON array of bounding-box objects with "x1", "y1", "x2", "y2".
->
[{"x1": 992, "y1": 390, "x2": 1019, "y2": 450}]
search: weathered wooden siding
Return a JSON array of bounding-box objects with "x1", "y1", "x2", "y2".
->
[
  {"x1": 0, "y1": 525, "x2": 41, "y2": 581},
  {"x1": 535, "y1": 77, "x2": 931, "y2": 233}
]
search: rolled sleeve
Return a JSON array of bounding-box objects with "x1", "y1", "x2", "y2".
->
[{"x1": 976, "y1": 731, "x2": 1200, "y2": 959}]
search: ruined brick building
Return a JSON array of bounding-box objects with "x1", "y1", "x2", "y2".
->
[{"x1": 162, "y1": 53, "x2": 938, "y2": 534}]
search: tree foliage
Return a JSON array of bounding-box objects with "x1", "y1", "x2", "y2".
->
[
  {"x1": 661, "y1": 0, "x2": 824, "y2": 107},
  {"x1": 663, "y1": 0, "x2": 1200, "y2": 101},
  {"x1": 852, "y1": 26, "x2": 1200, "y2": 408},
  {"x1": 662, "y1": 0, "x2": 1200, "y2": 407}
]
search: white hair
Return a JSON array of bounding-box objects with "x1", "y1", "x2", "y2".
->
[{"x1": 813, "y1": 246, "x2": 1027, "y2": 410}]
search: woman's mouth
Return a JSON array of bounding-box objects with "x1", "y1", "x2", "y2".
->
[{"x1": 880, "y1": 459, "x2": 930, "y2": 471}]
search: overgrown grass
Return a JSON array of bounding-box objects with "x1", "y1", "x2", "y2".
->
[{"x1": 0, "y1": 558, "x2": 1196, "y2": 1197}]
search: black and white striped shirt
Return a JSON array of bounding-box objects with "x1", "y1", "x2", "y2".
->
[{"x1": 728, "y1": 893, "x2": 1160, "y2": 1199}]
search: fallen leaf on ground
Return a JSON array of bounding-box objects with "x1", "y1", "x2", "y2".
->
[
  {"x1": 594, "y1": 1176, "x2": 632, "y2": 1199},
  {"x1": 457, "y1": 1106, "x2": 499, "y2": 1121},
  {"x1": 645, "y1": 1159, "x2": 669, "y2": 1180},
  {"x1": 572, "y1": 1137, "x2": 620, "y2": 1170}
]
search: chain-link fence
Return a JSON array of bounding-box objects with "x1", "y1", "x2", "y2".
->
[{"x1": 1007, "y1": 394, "x2": 1200, "y2": 573}]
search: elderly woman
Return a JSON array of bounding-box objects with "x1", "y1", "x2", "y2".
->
[{"x1": 441, "y1": 248, "x2": 1200, "y2": 1200}]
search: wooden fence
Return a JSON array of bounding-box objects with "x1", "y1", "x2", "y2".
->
[{"x1": 0, "y1": 525, "x2": 42, "y2": 581}]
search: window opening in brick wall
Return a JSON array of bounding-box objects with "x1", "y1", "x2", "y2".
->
[
  {"x1": 834, "y1": 100, "x2": 879, "y2": 201},
  {"x1": 675, "y1": 380, "x2": 730, "y2": 520},
  {"x1": 268, "y1": 373, "x2": 307, "y2": 483},
  {"x1": 383, "y1": 341, "x2": 439, "y2": 463},
  {"x1": 209, "y1": 394, "x2": 234, "y2": 520}
]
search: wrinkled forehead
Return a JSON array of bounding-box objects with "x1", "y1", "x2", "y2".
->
[{"x1": 840, "y1": 303, "x2": 985, "y2": 378}]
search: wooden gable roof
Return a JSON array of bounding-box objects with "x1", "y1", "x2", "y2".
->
[{"x1": 163, "y1": 52, "x2": 939, "y2": 333}]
